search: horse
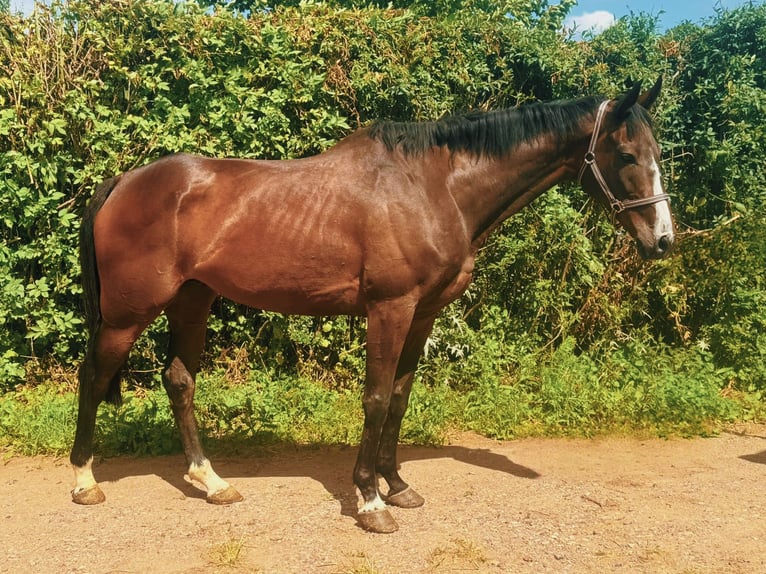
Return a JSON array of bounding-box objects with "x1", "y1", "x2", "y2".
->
[{"x1": 70, "y1": 77, "x2": 674, "y2": 533}]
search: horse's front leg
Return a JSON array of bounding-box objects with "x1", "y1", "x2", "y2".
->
[
  {"x1": 354, "y1": 299, "x2": 417, "y2": 533},
  {"x1": 376, "y1": 314, "x2": 436, "y2": 509}
]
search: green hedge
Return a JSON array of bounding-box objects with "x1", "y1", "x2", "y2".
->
[{"x1": 1, "y1": 0, "x2": 765, "y2": 396}]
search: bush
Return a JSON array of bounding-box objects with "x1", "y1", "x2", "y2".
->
[
  {"x1": 0, "y1": 0, "x2": 577, "y2": 388},
  {"x1": 1, "y1": 0, "x2": 764, "y2": 439}
]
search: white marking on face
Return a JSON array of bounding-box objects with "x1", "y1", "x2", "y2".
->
[
  {"x1": 72, "y1": 457, "x2": 98, "y2": 494},
  {"x1": 359, "y1": 494, "x2": 387, "y2": 513},
  {"x1": 651, "y1": 158, "x2": 674, "y2": 242},
  {"x1": 188, "y1": 459, "x2": 231, "y2": 496}
]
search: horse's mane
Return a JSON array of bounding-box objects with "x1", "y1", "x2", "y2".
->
[{"x1": 367, "y1": 95, "x2": 651, "y2": 158}]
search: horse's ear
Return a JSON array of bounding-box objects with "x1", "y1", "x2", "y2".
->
[
  {"x1": 614, "y1": 80, "x2": 642, "y2": 121},
  {"x1": 638, "y1": 75, "x2": 663, "y2": 111}
]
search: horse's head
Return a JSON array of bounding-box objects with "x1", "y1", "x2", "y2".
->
[{"x1": 578, "y1": 77, "x2": 675, "y2": 260}]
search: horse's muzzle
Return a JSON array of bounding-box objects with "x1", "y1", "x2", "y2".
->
[{"x1": 638, "y1": 233, "x2": 674, "y2": 260}]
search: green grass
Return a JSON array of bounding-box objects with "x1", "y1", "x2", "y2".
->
[
  {"x1": 0, "y1": 342, "x2": 763, "y2": 458},
  {"x1": 0, "y1": 368, "x2": 452, "y2": 457},
  {"x1": 457, "y1": 337, "x2": 763, "y2": 439}
]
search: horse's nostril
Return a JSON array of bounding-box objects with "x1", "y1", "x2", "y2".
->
[{"x1": 657, "y1": 234, "x2": 672, "y2": 253}]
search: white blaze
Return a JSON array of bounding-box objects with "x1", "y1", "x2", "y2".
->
[{"x1": 651, "y1": 158, "x2": 673, "y2": 243}]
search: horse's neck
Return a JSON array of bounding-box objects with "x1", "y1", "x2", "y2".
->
[{"x1": 448, "y1": 134, "x2": 586, "y2": 247}]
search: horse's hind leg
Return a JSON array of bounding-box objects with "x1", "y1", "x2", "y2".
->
[
  {"x1": 376, "y1": 314, "x2": 436, "y2": 510},
  {"x1": 71, "y1": 322, "x2": 146, "y2": 504},
  {"x1": 163, "y1": 280, "x2": 242, "y2": 505}
]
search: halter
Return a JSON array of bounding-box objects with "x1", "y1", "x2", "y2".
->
[{"x1": 578, "y1": 100, "x2": 671, "y2": 218}]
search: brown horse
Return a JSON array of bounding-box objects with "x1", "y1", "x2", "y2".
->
[{"x1": 71, "y1": 78, "x2": 674, "y2": 533}]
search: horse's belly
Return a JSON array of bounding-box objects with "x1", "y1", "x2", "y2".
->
[
  {"x1": 228, "y1": 283, "x2": 364, "y2": 317},
  {"x1": 193, "y1": 258, "x2": 365, "y2": 316}
]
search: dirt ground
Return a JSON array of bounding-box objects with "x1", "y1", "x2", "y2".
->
[{"x1": 2, "y1": 427, "x2": 766, "y2": 574}]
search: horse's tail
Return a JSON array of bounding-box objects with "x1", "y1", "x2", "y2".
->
[{"x1": 80, "y1": 175, "x2": 122, "y2": 405}]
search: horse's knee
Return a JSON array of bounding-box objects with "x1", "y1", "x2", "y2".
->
[{"x1": 362, "y1": 391, "x2": 391, "y2": 424}]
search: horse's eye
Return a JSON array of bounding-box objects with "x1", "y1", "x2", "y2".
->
[{"x1": 620, "y1": 153, "x2": 637, "y2": 165}]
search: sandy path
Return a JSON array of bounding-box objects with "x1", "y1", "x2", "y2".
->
[{"x1": 2, "y1": 428, "x2": 766, "y2": 573}]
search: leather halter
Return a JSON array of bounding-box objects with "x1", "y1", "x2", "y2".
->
[{"x1": 578, "y1": 100, "x2": 671, "y2": 217}]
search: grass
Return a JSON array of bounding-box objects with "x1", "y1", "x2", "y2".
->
[
  {"x1": 209, "y1": 534, "x2": 248, "y2": 569},
  {"x1": 427, "y1": 538, "x2": 490, "y2": 571},
  {"x1": 335, "y1": 553, "x2": 385, "y2": 574},
  {"x1": 0, "y1": 341, "x2": 763, "y2": 458},
  {"x1": 0, "y1": 368, "x2": 454, "y2": 457}
]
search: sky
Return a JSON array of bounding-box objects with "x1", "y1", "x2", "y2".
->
[
  {"x1": 563, "y1": 0, "x2": 758, "y2": 34},
  {"x1": 8, "y1": 0, "x2": 761, "y2": 30}
]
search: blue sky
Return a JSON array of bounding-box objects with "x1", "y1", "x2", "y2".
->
[{"x1": 564, "y1": 0, "x2": 759, "y2": 33}]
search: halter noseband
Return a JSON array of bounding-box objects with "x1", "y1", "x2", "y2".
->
[{"x1": 577, "y1": 100, "x2": 671, "y2": 217}]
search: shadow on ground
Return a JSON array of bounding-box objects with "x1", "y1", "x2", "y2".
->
[{"x1": 92, "y1": 441, "x2": 541, "y2": 524}]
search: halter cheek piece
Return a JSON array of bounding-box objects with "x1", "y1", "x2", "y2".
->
[{"x1": 577, "y1": 100, "x2": 671, "y2": 218}]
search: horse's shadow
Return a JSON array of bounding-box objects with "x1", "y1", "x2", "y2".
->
[
  {"x1": 725, "y1": 429, "x2": 766, "y2": 466},
  {"x1": 93, "y1": 443, "x2": 540, "y2": 521},
  {"x1": 740, "y1": 450, "x2": 766, "y2": 464}
]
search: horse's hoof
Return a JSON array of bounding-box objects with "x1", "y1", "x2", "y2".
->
[
  {"x1": 206, "y1": 485, "x2": 244, "y2": 505},
  {"x1": 385, "y1": 486, "x2": 425, "y2": 508},
  {"x1": 357, "y1": 509, "x2": 399, "y2": 533},
  {"x1": 71, "y1": 485, "x2": 106, "y2": 505}
]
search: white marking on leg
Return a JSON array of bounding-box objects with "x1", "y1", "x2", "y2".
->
[
  {"x1": 651, "y1": 158, "x2": 674, "y2": 242},
  {"x1": 188, "y1": 459, "x2": 231, "y2": 496},
  {"x1": 359, "y1": 494, "x2": 387, "y2": 514},
  {"x1": 72, "y1": 457, "x2": 98, "y2": 494}
]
